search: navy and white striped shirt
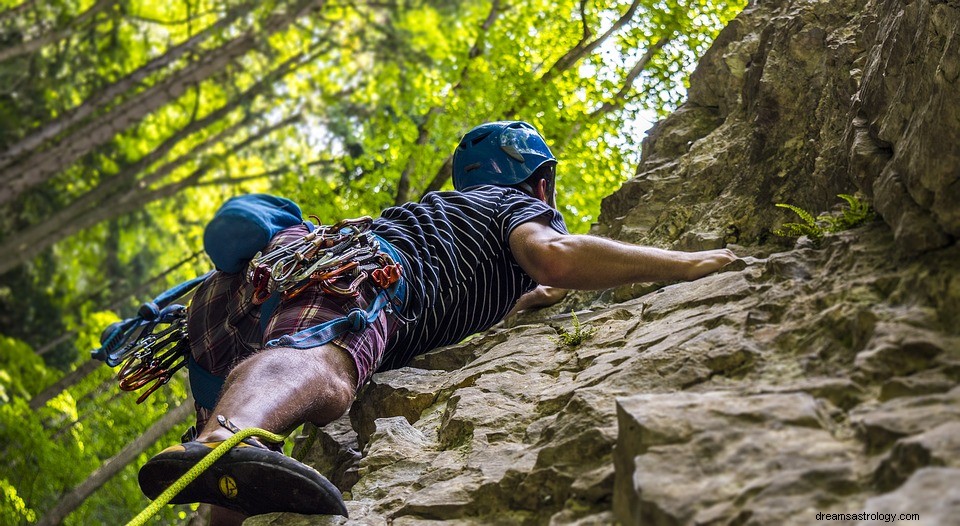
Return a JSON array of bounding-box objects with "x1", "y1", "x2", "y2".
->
[{"x1": 371, "y1": 185, "x2": 568, "y2": 370}]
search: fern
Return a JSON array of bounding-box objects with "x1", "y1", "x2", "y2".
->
[
  {"x1": 552, "y1": 311, "x2": 597, "y2": 348},
  {"x1": 773, "y1": 203, "x2": 824, "y2": 242},
  {"x1": 826, "y1": 193, "x2": 877, "y2": 232},
  {"x1": 774, "y1": 194, "x2": 876, "y2": 244}
]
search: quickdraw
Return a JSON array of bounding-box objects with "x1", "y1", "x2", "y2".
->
[
  {"x1": 247, "y1": 216, "x2": 402, "y2": 304},
  {"x1": 113, "y1": 304, "x2": 191, "y2": 404}
]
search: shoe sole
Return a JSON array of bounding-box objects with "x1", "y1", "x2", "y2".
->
[{"x1": 138, "y1": 444, "x2": 347, "y2": 516}]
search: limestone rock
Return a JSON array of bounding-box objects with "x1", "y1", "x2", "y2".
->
[
  {"x1": 613, "y1": 391, "x2": 861, "y2": 526},
  {"x1": 873, "y1": 422, "x2": 960, "y2": 491},
  {"x1": 859, "y1": 468, "x2": 960, "y2": 526}
]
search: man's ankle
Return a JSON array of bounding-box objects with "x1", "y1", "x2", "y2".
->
[{"x1": 194, "y1": 426, "x2": 235, "y2": 444}]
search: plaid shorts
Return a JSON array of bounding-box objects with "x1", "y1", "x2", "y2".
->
[{"x1": 186, "y1": 224, "x2": 396, "y2": 420}]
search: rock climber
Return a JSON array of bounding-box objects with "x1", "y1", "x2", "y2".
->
[{"x1": 136, "y1": 120, "x2": 737, "y2": 524}]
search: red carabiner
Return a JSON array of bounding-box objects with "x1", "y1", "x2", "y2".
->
[
  {"x1": 250, "y1": 265, "x2": 273, "y2": 305},
  {"x1": 372, "y1": 264, "x2": 402, "y2": 289}
]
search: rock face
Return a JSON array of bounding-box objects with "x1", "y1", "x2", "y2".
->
[
  {"x1": 597, "y1": 0, "x2": 960, "y2": 255},
  {"x1": 248, "y1": 0, "x2": 960, "y2": 524}
]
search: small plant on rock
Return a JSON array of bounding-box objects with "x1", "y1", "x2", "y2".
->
[
  {"x1": 774, "y1": 193, "x2": 876, "y2": 245},
  {"x1": 552, "y1": 311, "x2": 597, "y2": 348}
]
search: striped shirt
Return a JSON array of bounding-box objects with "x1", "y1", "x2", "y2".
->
[{"x1": 371, "y1": 185, "x2": 568, "y2": 370}]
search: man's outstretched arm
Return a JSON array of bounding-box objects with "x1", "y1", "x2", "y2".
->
[{"x1": 509, "y1": 220, "x2": 737, "y2": 289}]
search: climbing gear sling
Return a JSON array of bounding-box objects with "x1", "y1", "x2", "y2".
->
[{"x1": 188, "y1": 223, "x2": 408, "y2": 410}]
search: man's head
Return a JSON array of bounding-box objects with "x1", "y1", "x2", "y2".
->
[{"x1": 453, "y1": 121, "x2": 557, "y2": 206}]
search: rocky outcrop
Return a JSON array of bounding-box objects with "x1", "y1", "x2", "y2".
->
[
  {"x1": 597, "y1": 0, "x2": 959, "y2": 255},
  {"x1": 248, "y1": 0, "x2": 960, "y2": 524}
]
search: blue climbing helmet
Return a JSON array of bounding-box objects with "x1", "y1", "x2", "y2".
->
[{"x1": 452, "y1": 121, "x2": 557, "y2": 191}]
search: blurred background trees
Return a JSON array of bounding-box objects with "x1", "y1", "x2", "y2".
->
[{"x1": 0, "y1": 0, "x2": 744, "y2": 523}]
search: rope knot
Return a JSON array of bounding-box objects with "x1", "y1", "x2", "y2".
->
[{"x1": 346, "y1": 308, "x2": 367, "y2": 332}]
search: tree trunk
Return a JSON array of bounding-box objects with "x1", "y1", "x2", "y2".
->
[
  {"x1": 0, "y1": 49, "x2": 314, "y2": 275},
  {"x1": 0, "y1": 0, "x2": 317, "y2": 205},
  {"x1": 393, "y1": 0, "x2": 500, "y2": 204},
  {"x1": 0, "y1": 0, "x2": 319, "y2": 204},
  {"x1": 418, "y1": 0, "x2": 644, "y2": 198},
  {"x1": 0, "y1": 0, "x2": 257, "y2": 171},
  {"x1": 34, "y1": 399, "x2": 195, "y2": 526},
  {"x1": 0, "y1": 33, "x2": 259, "y2": 204},
  {"x1": 36, "y1": 114, "x2": 301, "y2": 238},
  {"x1": 29, "y1": 360, "x2": 102, "y2": 410},
  {"x1": 0, "y1": 0, "x2": 113, "y2": 63},
  {"x1": 393, "y1": 109, "x2": 437, "y2": 206}
]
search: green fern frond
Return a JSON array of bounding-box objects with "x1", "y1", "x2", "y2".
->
[
  {"x1": 551, "y1": 311, "x2": 597, "y2": 348},
  {"x1": 837, "y1": 193, "x2": 858, "y2": 210},
  {"x1": 775, "y1": 203, "x2": 817, "y2": 226},
  {"x1": 824, "y1": 194, "x2": 876, "y2": 233},
  {"x1": 774, "y1": 222, "x2": 823, "y2": 241},
  {"x1": 773, "y1": 194, "x2": 876, "y2": 243}
]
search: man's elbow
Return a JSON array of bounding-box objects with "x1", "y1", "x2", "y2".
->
[{"x1": 525, "y1": 240, "x2": 576, "y2": 287}]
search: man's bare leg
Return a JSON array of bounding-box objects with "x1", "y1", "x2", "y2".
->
[
  {"x1": 196, "y1": 343, "x2": 358, "y2": 443},
  {"x1": 194, "y1": 344, "x2": 358, "y2": 525}
]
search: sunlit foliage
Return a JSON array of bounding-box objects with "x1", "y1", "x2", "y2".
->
[{"x1": 0, "y1": 0, "x2": 744, "y2": 523}]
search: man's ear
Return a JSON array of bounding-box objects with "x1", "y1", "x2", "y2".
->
[{"x1": 536, "y1": 179, "x2": 549, "y2": 203}]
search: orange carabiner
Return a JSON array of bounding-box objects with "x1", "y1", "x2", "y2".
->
[{"x1": 372, "y1": 264, "x2": 402, "y2": 289}]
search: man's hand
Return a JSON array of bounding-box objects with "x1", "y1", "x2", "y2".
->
[
  {"x1": 506, "y1": 286, "x2": 568, "y2": 318},
  {"x1": 683, "y1": 248, "x2": 738, "y2": 281}
]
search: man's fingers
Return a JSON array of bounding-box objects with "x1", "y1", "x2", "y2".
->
[{"x1": 687, "y1": 249, "x2": 739, "y2": 280}]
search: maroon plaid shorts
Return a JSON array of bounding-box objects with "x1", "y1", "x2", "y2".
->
[{"x1": 186, "y1": 224, "x2": 396, "y2": 411}]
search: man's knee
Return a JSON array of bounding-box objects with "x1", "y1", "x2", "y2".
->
[
  {"x1": 311, "y1": 346, "x2": 359, "y2": 417},
  {"x1": 231, "y1": 345, "x2": 357, "y2": 421}
]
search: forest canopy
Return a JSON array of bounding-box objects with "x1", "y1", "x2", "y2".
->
[{"x1": 0, "y1": 0, "x2": 744, "y2": 524}]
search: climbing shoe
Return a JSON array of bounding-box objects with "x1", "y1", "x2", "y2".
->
[{"x1": 138, "y1": 440, "x2": 348, "y2": 517}]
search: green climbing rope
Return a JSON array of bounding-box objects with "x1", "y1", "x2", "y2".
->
[{"x1": 125, "y1": 427, "x2": 287, "y2": 526}]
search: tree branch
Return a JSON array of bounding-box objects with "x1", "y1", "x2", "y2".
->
[
  {"x1": 193, "y1": 158, "x2": 336, "y2": 187},
  {"x1": 0, "y1": 0, "x2": 113, "y2": 63},
  {"x1": 395, "y1": 0, "x2": 501, "y2": 203},
  {"x1": 419, "y1": 0, "x2": 645, "y2": 196},
  {"x1": 0, "y1": 0, "x2": 39, "y2": 26},
  {"x1": 122, "y1": 7, "x2": 225, "y2": 27},
  {"x1": 589, "y1": 35, "x2": 670, "y2": 118},
  {"x1": 0, "y1": 0, "x2": 258, "y2": 173},
  {"x1": 540, "y1": 0, "x2": 643, "y2": 84}
]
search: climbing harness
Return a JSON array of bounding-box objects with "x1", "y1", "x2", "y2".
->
[
  {"x1": 187, "y1": 222, "x2": 409, "y2": 410},
  {"x1": 93, "y1": 210, "x2": 408, "y2": 407}
]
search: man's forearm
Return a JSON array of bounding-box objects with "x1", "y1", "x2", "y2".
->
[{"x1": 540, "y1": 235, "x2": 728, "y2": 289}]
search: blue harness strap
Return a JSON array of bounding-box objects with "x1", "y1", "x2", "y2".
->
[{"x1": 189, "y1": 234, "x2": 407, "y2": 410}]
